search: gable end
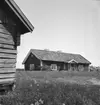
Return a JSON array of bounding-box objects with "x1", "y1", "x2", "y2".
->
[{"x1": 0, "y1": 0, "x2": 34, "y2": 34}]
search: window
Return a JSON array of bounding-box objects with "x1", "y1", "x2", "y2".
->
[
  {"x1": 78, "y1": 65, "x2": 84, "y2": 71},
  {"x1": 30, "y1": 64, "x2": 35, "y2": 70},
  {"x1": 51, "y1": 64, "x2": 57, "y2": 70}
]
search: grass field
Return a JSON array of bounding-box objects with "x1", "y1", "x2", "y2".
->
[
  {"x1": 15, "y1": 71, "x2": 100, "y2": 85},
  {"x1": 0, "y1": 71, "x2": 100, "y2": 105}
]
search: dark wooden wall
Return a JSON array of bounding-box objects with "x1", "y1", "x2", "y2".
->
[
  {"x1": 24, "y1": 53, "x2": 89, "y2": 71},
  {"x1": 41, "y1": 61, "x2": 89, "y2": 71},
  {"x1": 67, "y1": 63, "x2": 89, "y2": 71},
  {"x1": 42, "y1": 60, "x2": 65, "y2": 70},
  {"x1": 25, "y1": 53, "x2": 40, "y2": 70},
  {"x1": 0, "y1": 9, "x2": 18, "y2": 83}
]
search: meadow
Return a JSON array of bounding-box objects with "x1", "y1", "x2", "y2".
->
[{"x1": 0, "y1": 71, "x2": 100, "y2": 105}]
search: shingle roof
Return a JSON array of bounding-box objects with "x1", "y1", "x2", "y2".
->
[{"x1": 22, "y1": 49, "x2": 91, "y2": 64}]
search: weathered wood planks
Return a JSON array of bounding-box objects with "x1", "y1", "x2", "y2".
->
[
  {"x1": 0, "y1": 64, "x2": 16, "y2": 68},
  {"x1": 0, "y1": 44, "x2": 14, "y2": 49},
  {"x1": 0, "y1": 53, "x2": 17, "y2": 59},
  {"x1": 0, "y1": 33, "x2": 13, "y2": 40},
  {"x1": 0, "y1": 24, "x2": 6, "y2": 29},
  {"x1": 0, "y1": 49, "x2": 17, "y2": 54},
  {"x1": 0, "y1": 59, "x2": 16, "y2": 64},
  {"x1": 0, "y1": 14, "x2": 17, "y2": 85},
  {"x1": 0, "y1": 8, "x2": 18, "y2": 86},
  {"x1": 0, "y1": 38, "x2": 14, "y2": 45},
  {"x1": 0, "y1": 73, "x2": 15, "y2": 79},
  {"x1": 0, "y1": 28, "x2": 11, "y2": 35},
  {"x1": 0, "y1": 68, "x2": 16, "y2": 73},
  {"x1": 0, "y1": 78, "x2": 15, "y2": 84}
]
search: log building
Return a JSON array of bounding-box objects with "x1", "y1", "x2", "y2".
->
[
  {"x1": 0, "y1": 0, "x2": 34, "y2": 91},
  {"x1": 23, "y1": 49, "x2": 91, "y2": 71}
]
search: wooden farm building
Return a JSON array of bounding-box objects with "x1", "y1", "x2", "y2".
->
[
  {"x1": 0, "y1": 0, "x2": 34, "y2": 90},
  {"x1": 22, "y1": 49, "x2": 91, "y2": 71}
]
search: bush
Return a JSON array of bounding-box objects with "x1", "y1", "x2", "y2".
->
[{"x1": 40, "y1": 65, "x2": 52, "y2": 71}]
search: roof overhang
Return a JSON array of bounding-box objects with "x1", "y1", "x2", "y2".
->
[{"x1": 1, "y1": 0, "x2": 34, "y2": 34}]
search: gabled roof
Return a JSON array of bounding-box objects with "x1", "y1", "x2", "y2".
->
[
  {"x1": 0, "y1": 0, "x2": 34, "y2": 34},
  {"x1": 22, "y1": 49, "x2": 91, "y2": 64}
]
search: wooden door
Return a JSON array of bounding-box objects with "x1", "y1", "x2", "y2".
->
[{"x1": 30, "y1": 64, "x2": 35, "y2": 71}]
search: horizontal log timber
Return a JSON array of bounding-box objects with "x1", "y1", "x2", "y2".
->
[
  {"x1": 0, "y1": 59, "x2": 16, "y2": 64},
  {"x1": 0, "y1": 73, "x2": 15, "y2": 79},
  {"x1": 0, "y1": 28, "x2": 11, "y2": 35},
  {"x1": 0, "y1": 38, "x2": 14, "y2": 45},
  {"x1": 0, "y1": 33, "x2": 13, "y2": 40},
  {"x1": 0, "y1": 64, "x2": 16, "y2": 68},
  {"x1": 0, "y1": 78, "x2": 15, "y2": 84},
  {"x1": 0, "y1": 68, "x2": 16, "y2": 73},
  {"x1": 0, "y1": 49, "x2": 17, "y2": 54},
  {"x1": 0, "y1": 24, "x2": 6, "y2": 29},
  {"x1": 0, "y1": 24, "x2": 12, "y2": 30},
  {"x1": 0, "y1": 53, "x2": 16, "y2": 59},
  {"x1": 0, "y1": 44, "x2": 14, "y2": 49}
]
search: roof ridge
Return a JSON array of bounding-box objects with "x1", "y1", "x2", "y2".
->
[{"x1": 30, "y1": 49, "x2": 80, "y2": 55}]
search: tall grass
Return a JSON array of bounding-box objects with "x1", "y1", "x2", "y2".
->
[
  {"x1": 0, "y1": 79, "x2": 100, "y2": 105},
  {"x1": 0, "y1": 71, "x2": 100, "y2": 105},
  {"x1": 16, "y1": 70, "x2": 100, "y2": 79}
]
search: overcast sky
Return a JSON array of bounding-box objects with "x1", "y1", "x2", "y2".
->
[{"x1": 15, "y1": 0, "x2": 100, "y2": 68}]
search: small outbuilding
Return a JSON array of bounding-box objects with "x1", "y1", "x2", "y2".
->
[
  {"x1": 22, "y1": 49, "x2": 91, "y2": 71},
  {"x1": 0, "y1": 0, "x2": 34, "y2": 90}
]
